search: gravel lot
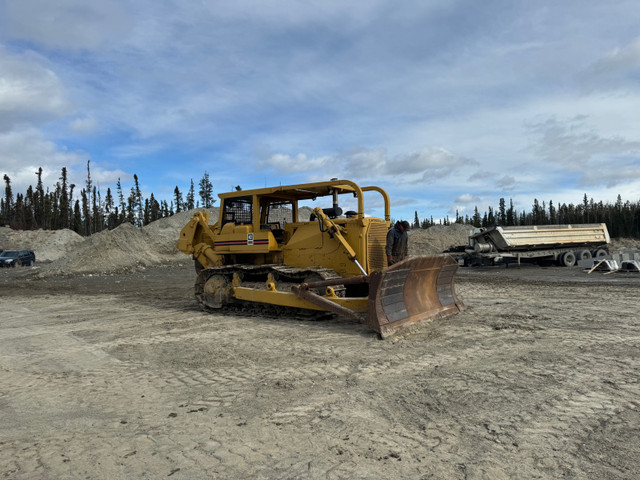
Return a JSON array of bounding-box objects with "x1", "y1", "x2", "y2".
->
[{"x1": 1, "y1": 262, "x2": 639, "y2": 479}]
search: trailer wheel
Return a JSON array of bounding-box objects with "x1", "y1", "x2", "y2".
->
[
  {"x1": 576, "y1": 249, "x2": 592, "y2": 261},
  {"x1": 593, "y1": 248, "x2": 608, "y2": 258},
  {"x1": 561, "y1": 251, "x2": 576, "y2": 267}
]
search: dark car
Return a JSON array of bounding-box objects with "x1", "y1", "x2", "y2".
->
[{"x1": 0, "y1": 249, "x2": 36, "y2": 267}]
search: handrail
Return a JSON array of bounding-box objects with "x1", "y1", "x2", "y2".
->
[{"x1": 362, "y1": 186, "x2": 391, "y2": 222}]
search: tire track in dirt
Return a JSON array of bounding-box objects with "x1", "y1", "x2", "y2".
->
[
  {"x1": 430, "y1": 276, "x2": 640, "y2": 477},
  {"x1": 3, "y1": 266, "x2": 640, "y2": 479}
]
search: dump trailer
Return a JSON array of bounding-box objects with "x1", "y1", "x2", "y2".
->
[
  {"x1": 176, "y1": 179, "x2": 464, "y2": 337},
  {"x1": 465, "y1": 223, "x2": 610, "y2": 266}
]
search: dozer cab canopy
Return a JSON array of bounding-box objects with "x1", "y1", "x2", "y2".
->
[{"x1": 177, "y1": 179, "x2": 464, "y2": 337}]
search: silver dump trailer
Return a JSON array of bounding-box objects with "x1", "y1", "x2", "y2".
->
[{"x1": 465, "y1": 223, "x2": 610, "y2": 266}]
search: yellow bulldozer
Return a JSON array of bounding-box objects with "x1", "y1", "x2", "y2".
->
[{"x1": 176, "y1": 179, "x2": 463, "y2": 337}]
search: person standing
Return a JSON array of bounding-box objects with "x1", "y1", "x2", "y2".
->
[{"x1": 386, "y1": 220, "x2": 410, "y2": 265}]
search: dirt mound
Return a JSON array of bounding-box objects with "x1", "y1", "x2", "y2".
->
[
  {"x1": 298, "y1": 206, "x2": 313, "y2": 221},
  {"x1": 408, "y1": 223, "x2": 471, "y2": 255},
  {"x1": 6, "y1": 210, "x2": 637, "y2": 277},
  {"x1": 0, "y1": 226, "x2": 84, "y2": 262},
  {"x1": 143, "y1": 208, "x2": 219, "y2": 256},
  {"x1": 26, "y1": 213, "x2": 640, "y2": 276},
  {"x1": 3, "y1": 214, "x2": 471, "y2": 276},
  {"x1": 609, "y1": 237, "x2": 640, "y2": 251},
  {"x1": 37, "y1": 208, "x2": 219, "y2": 276}
]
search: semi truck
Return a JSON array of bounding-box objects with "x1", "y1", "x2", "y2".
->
[{"x1": 464, "y1": 223, "x2": 610, "y2": 267}]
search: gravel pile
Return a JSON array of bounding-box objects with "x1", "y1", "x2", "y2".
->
[
  {"x1": 35, "y1": 208, "x2": 218, "y2": 277},
  {"x1": 408, "y1": 223, "x2": 472, "y2": 255},
  {"x1": 2, "y1": 210, "x2": 519, "y2": 277},
  {"x1": 0, "y1": 226, "x2": 84, "y2": 262}
]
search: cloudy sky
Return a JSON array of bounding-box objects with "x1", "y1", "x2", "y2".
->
[{"x1": 1, "y1": 0, "x2": 639, "y2": 222}]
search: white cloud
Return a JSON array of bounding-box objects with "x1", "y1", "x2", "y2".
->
[
  {"x1": 260, "y1": 147, "x2": 473, "y2": 186},
  {"x1": 0, "y1": 1, "x2": 133, "y2": 50},
  {"x1": 1, "y1": 1, "x2": 640, "y2": 222},
  {"x1": 68, "y1": 116, "x2": 98, "y2": 134},
  {"x1": 497, "y1": 175, "x2": 517, "y2": 190},
  {"x1": 88, "y1": 164, "x2": 132, "y2": 187},
  {"x1": 109, "y1": 142, "x2": 166, "y2": 159},
  {"x1": 391, "y1": 197, "x2": 418, "y2": 208},
  {"x1": 579, "y1": 161, "x2": 640, "y2": 189},
  {"x1": 455, "y1": 193, "x2": 481, "y2": 204},
  {"x1": 528, "y1": 115, "x2": 640, "y2": 187},
  {"x1": 343, "y1": 149, "x2": 389, "y2": 176},
  {"x1": 589, "y1": 37, "x2": 640, "y2": 76},
  {"x1": 414, "y1": 149, "x2": 475, "y2": 182},
  {"x1": 0, "y1": 128, "x2": 124, "y2": 196},
  {"x1": 0, "y1": 127, "x2": 84, "y2": 192},
  {"x1": 450, "y1": 193, "x2": 484, "y2": 217},
  {"x1": 259, "y1": 153, "x2": 333, "y2": 173},
  {"x1": 0, "y1": 127, "x2": 84, "y2": 169},
  {"x1": 193, "y1": 0, "x2": 401, "y2": 33},
  {"x1": 0, "y1": 47, "x2": 69, "y2": 129}
]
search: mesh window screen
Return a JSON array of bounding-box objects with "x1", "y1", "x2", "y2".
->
[{"x1": 223, "y1": 196, "x2": 252, "y2": 224}]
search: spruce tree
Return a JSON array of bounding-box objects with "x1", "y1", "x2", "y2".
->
[
  {"x1": 73, "y1": 200, "x2": 82, "y2": 234},
  {"x1": 116, "y1": 178, "x2": 126, "y2": 224},
  {"x1": 174, "y1": 186, "x2": 183, "y2": 213},
  {"x1": 105, "y1": 188, "x2": 115, "y2": 229},
  {"x1": 143, "y1": 198, "x2": 150, "y2": 225},
  {"x1": 2, "y1": 174, "x2": 13, "y2": 223},
  {"x1": 186, "y1": 179, "x2": 195, "y2": 210},
  {"x1": 149, "y1": 193, "x2": 160, "y2": 222},
  {"x1": 35, "y1": 167, "x2": 44, "y2": 227},
  {"x1": 498, "y1": 198, "x2": 506, "y2": 225},
  {"x1": 85, "y1": 161, "x2": 93, "y2": 234},
  {"x1": 199, "y1": 172, "x2": 214, "y2": 208},
  {"x1": 472, "y1": 206, "x2": 481, "y2": 227},
  {"x1": 59, "y1": 168, "x2": 70, "y2": 229},
  {"x1": 549, "y1": 200, "x2": 556, "y2": 224},
  {"x1": 25, "y1": 185, "x2": 35, "y2": 229},
  {"x1": 507, "y1": 199, "x2": 515, "y2": 226},
  {"x1": 81, "y1": 189, "x2": 90, "y2": 235},
  {"x1": 133, "y1": 174, "x2": 143, "y2": 226},
  {"x1": 127, "y1": 187, "x2": 136, "y2": 224}
]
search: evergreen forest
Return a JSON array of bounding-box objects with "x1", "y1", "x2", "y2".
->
[
  {"x1": 1, "y1": 162, "x2": 215, "y2": 236},
  {"x1": 2, "y1": 162, "x2": 640, "y2": 239},
  {"x1": 414, "y1": 197, "x2": 640, "y2": 239}
]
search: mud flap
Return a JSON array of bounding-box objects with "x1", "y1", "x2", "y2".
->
[{"x1": 365, "y1": 255, "x2": 464, "y2": 338}]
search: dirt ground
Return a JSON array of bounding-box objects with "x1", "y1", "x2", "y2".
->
[{"x1": 1, "y1": 261, "x2": 639, "y2": 479}]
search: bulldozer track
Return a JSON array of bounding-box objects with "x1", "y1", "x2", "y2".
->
[{"x1": 194, "y1": 264, "x2": 346, "y2": 320}]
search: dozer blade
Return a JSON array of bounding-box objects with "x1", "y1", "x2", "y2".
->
[{"x1": 365, "y1": 255, "x2": 464, "y2": 338}]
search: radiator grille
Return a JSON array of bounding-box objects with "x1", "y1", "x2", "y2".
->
[{"x1": 367, "y1": 221, "x2": 388, "y2": 272}]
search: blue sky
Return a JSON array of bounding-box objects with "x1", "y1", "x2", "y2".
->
[{"x1": 1, "y1": 0, "x2": 640, "y2": 222}]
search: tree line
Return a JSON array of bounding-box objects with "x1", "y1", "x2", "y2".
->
[
  {"x1": 413, "y1": 194, "x2": 640, "y2": 238},
  {"x1": 1, "y1": 161, "x2": 216, "y2": 235},
  {"x1": 3, "y1": 164, "x2": 639, "y2": 239}
]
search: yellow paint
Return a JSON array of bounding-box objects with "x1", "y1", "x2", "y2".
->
[{"x1": 232, "y1": 286, "x2": 368, "y2": 312}]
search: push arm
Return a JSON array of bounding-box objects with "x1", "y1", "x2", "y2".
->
[{"x1": 313, "y1": 207, "x2": 367, "y2": 275}]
